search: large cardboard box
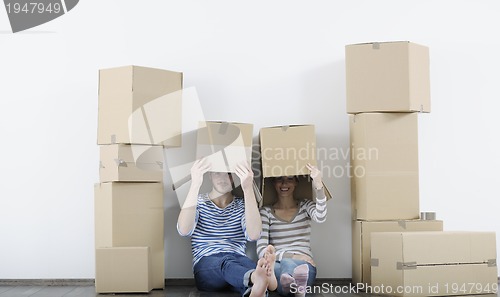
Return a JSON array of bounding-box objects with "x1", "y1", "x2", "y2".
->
[
  {"x1": 97, "y1": 65, "x2": 182, "y2": 146},
  {"x1": 94, "y1": 182, "x2": 164, "y2": 289},
  {"x1": 196, "y1": 121, "x2": 253, "y2": 172},
  {"x1": 95, "y1": 247, "x2": 152, "y2": 293},
  {"x1": 352, "y1": 220, "x2": 443, "y2": 285},
  {"x1": 260, "y1": 125, "x2": 331, "y2": 206},
  {"x1": 371, "y1": 231, "x2": 498, "y2": 296},
  {"x1": 99, "y1": 144, "x2": 164, "y2": 182},
  {"x1": 345, "y1": 41, "x2": 430, "y2": 113},
  {"x1": 350, "y1": 113, "x2": 419, "y2": 220}
]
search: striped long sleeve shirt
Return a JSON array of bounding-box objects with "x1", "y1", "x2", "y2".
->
[
  {"x1": 177, "y1": 193, "x2": 252, "y2": 268},
  {"x1": 256, "y1": 189, "x2": 328, "y2": 260}
]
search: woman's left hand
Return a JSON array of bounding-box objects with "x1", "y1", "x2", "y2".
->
[
  {"x1": 234, "y1": 161, "x2": 254, "y2": 190},
  {"x1": 306, "y1": 163, "x2": 323, "y2": 190}
]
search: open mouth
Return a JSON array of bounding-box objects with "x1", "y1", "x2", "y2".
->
[{"x1": 279, "y1": 187, "x2": 290, "y2": 192}]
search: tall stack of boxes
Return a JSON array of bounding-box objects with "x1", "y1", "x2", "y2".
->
[
  {"x1": 346, "y1": 42, "x2": 497, "y2": 295},
  {"x1": 95, "y1": 66, "x2": 182, "y2": 293}
]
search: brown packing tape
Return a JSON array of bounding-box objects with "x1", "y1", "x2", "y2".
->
[
  {"x1": 218, "y1": 122, "x2": 229, "y2": 134},
  {"x1": 372, "y1": 42, "x2": 380, "y2": 49},
  {"x1": 398, "y1": 220, "x2": 407, "y2": 229},
  {"x1": 487, "y1": 259, "x2": 497, "y2": 267},
  {"x1": 397, "y1": 261, "x2": 417, "y2": 270}
]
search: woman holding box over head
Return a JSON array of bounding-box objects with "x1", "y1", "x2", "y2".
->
[
  {"x1": 177, "y1": 158, "x2": 277, "y2": 297},
  {"x1": 256, "y1": 163, "x2": 328, "y2": 297}
]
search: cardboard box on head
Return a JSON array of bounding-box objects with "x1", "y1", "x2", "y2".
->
[
  {"x1": 196, "y1": 121, "x2": 253, "y2": 173},
  {"x1": 194, "y1": 121, "x2": 262, "y2": 203},
  {"x1": 259, "y1": 125, "x2": 331, "y2": 207}
]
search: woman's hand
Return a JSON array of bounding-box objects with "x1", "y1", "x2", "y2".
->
[
  {"x1": 191, "y1": 158, "x2": 211, "y2": 187},
  {"x1": 306, "y1": 163, "x2": 323, "y2": 190},
  {"x1": 234, "y1": 161, "x2": 254, "y2": 190}
]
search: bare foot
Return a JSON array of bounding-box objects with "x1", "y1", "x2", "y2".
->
[
  {"x1": 264, "y1": 245, "x2": 277, "y2": 291},
  {"x1": 249, "y1": 258, "x2": 269, "y2": 297}
]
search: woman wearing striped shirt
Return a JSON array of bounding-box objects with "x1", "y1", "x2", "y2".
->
[
  {"x1": 257, "y1": 163, "x2": 328, "y2": 297},
  {"x1": 177, "y1": 159, "x2": 277, "y2": 297}
]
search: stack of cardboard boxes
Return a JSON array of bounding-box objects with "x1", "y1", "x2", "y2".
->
[
  {"x1": 94, "y1": 65, "x2": 182, "y2": 293},
  {"x1": 346, "y1": 42, "x2": 497, "y2": 296}
]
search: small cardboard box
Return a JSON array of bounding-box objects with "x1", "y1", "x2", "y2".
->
[
  {"x1": 352, "y1": 220, "x2": 443, "y2": 285},
  {"x1": 371, "y1": 231, "x2": 498, "y2": 296},
  {"x1": 259, "y1": 125, "x2": 331, "y2": 206},
  {"x1": 196, "y1": 121, "x2": 253, "y2": 172},
  {"x1": 94, "y1": 182, "x2": 164, "y2": 289},
  {"x1": 350, "y1": 113, "x2": 419, "y2": 220},
  {"x1": 345, "y1": 41, "x2": 430, "y2": 113},
  {"x1": 95, "y1": 247, "x2": 152, "y2": 293},
  {"x1": 97, "y1": 65, "x2": 182, "y2": 146},
  {"x1": 99, "y1": 144, "x2": 164, "y2": 182}
]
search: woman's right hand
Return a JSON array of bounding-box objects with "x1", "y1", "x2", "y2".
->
[{"x1": 191, "y1": 158, "x2": 211, "y2": 187}]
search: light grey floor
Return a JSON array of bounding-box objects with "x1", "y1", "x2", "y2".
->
[
  {"x1": 0, "y1": 284, "x2": 367, "y2": 297},
  {"x1": 0, "y1": 284, "x2": 498, "y2": 297}
]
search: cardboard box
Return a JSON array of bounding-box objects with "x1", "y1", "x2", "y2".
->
[
  {"x1": 99, "y1": 144, "x2": 164, "y2": 182},
  {"x1": 95, "y1": 247, "x2": 152, "y2": 293},
  {"x1": 371, "y1": 231, "x2": 498, "y2": 296},
  {"x1": 345, "y1": 41, "x2": 430, "y2": 113},
  {"x1": 94, "y1": 182, "x2": 164, "y2": 289},
  {"x1": 259, "y1": 125, "x2": 331, "y2": 206},
  {"x1": 196, "y1": 121, "x2": 253, "y2": 172},
  {"x1": 352, "y1": 220, "x2": 443, "y2": 285},
  {"x1": 97, "y1": 65, "x2": 182, "y2": 146},
  {"x1": 350, "y1": 113, "x2": 419, "y2": 220}
]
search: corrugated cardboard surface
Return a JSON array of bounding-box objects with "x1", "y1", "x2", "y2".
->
[
  {"x1": 371, "y1": 231, "x2": 498, "y2": 296},
  {"x1": 196, "y1": 121, "x2": 253, "y2": 172},
  {"x1": 95, "y1": 247, "x2": 152, "y2": 293},
  {"x1": 345, "y1": 41, "x2": 430, "y2": 113},
  {"x1": 350, "y1": 113, "x2": 419, "y2": 220},
  {"x1": 352, "y1": 220, "x2": 443, "y2": 285},
  {"x1": 94, "y1": 182, "x2": 164, "y2": 289},
  {"x1": 97, "y1": 65, "x2": 182, "y2": 146},
  {"x1": 260, "y1": 125, "x2": 316, "y2": 177},
  {"x1": 99, "y1": 144, "x2": 164, "y2": 182},
  {"x1": 259, "y1": 125, "x2": 331, "y2": 206}
]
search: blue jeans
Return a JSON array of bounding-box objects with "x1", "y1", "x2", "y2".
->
[
  {"x1": 193, "y1": 252, "x2": 256, "y2": 296},
  {"x1": 274, "y1": 258, "x2": 317, "y2": 296}
]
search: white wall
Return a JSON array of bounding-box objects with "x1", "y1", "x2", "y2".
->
[{"x1": 1, "y1": 0, "x2": 499, "y2": 279}]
